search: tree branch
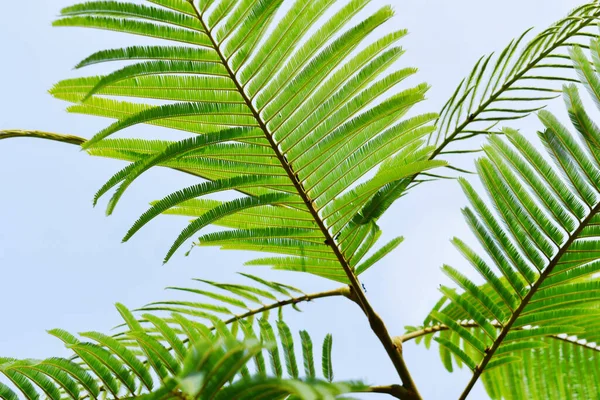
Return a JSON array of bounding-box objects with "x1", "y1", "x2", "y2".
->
[
  {"x1": 134, "y1": 286, "x2": 352, "y2": 345},
  {"x1": 0, "y1": 130, "x2": 268, "y2": 200},
  {"x1": 401, "y1": 323, "x2": 600, "y2": 349}
]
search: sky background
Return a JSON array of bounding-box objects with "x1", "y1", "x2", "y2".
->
[{"x1": 0, "y1": 0, "x2": 589, "y2": 399}]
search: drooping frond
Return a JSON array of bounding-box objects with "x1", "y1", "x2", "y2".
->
[
  {"x1": 50, "y1": 0, "x2": 438, "y2": 285},
  {"x1": 430, "y1": 2, "x2": 600, "y2": 155},
  {"x1": 0, "y1": 301, "x2": 360, "y2": 399},
  {"x1": 409, "y1": 43, "x2": 600, "y2": 399}
]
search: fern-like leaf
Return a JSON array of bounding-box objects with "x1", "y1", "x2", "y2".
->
[{"x1": 412, "y1": 42, "x2": 600, "y2": 399}]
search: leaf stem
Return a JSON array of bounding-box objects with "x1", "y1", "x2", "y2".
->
[
  {"x1": 365, "y1": 384, "x2": 407, "y2": 398},
  {"x1": 0, "y1": 129, "x2": 86, "y2": 145},
  {"x1": 222, "y1": 286, "x2": 351, "y2": 326}
]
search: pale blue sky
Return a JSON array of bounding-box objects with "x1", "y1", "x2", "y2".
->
[{"x1": 0, "y1": 1, "x2": 585, "y2": 398}]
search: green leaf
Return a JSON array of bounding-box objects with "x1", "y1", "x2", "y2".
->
[
  {"x1": 259, "y1": 319, "x2": 283, "y2": 378},
  {"x1": 322, "y1": 334, "x2": 334, "y2": 382},
  {"x1": 276, "y1": 320, "x2": 299, "y2": 379},
  {"x1": 355, "y1": 236, "x2": 403, "y2": 275},
  {"x1": 299, "y1": 331, "x2": 316, "y2": 379}
]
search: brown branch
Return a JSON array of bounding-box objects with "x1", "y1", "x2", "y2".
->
[
  {"x1": 399, "y1": 324, "x2": 458, "y2": 343},
  {"x1": 364, "y1": 384, "x2": 407, "y2": 399},
  {"x1": 122, "y1": 286, "x2": 352, "y2": 342},
  {"x1": 0, "y1": 129, "x2": 273, "y2": 201},
  {"x1": 221, "y1": 286, "x2": 350, "y2": 324}
]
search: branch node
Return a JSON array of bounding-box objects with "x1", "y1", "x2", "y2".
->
[{"x1": 393, "y1": 336, "x2": 404, "y2": 355}]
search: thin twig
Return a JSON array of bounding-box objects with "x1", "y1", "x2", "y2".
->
[{"x1": 0, "y1": 129, "x2": 86, "y2": 145}]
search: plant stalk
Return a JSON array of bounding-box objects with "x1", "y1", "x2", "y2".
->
[
  {"x1": 223, "y1": 286, "x2": 351, "y2": 326},
  {"x1": 366, "y1": 384, "x2": 407, "y2": 398}
]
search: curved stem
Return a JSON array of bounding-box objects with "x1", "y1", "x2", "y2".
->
[
  {"x1": 0, "y1": 130, "x2": 86, "y2": 145},
  {"x1": 186, "y1": 2, "x2": 420, "y2": 398},
  {"x1": 122, "y1": 287, "x2": 352, "y2": 346},
  {"x1": 399, "y1": 324, "x2": 464, "y2": 343},
  {"x1": 221, "y1": 286, "x2": 350, "y2": 326},
  {"x1": 0, "y1": 130, "x2": 275, "y2": 201}
]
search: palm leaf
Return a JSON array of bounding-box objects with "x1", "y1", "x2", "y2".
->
[
  {"x1": 47, "y1": 0, "x2": 436, "y2": 286},
  {"x1": 407, "y1": 42, "x2": 600, "y2": 399}
]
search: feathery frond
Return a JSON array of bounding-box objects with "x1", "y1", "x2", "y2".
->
[
  {"x1": 431, "y1": 2, "x2": 600, "y2": 154},
  {"x1": 7, "y1": 2, "x2": 600, "y2": 399},
  {"x1": 352, "y1": 2, "x2": 600, "y2": 230},
  {"x1": 410, "y1": 41, "x2": 600, "y2": 399},
  {"x1": 0, "y1": 302, "x2": 358, "y2": 399},
  {"x1": 48, "y1": 0, "x2": 437, "y2": 285}
]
